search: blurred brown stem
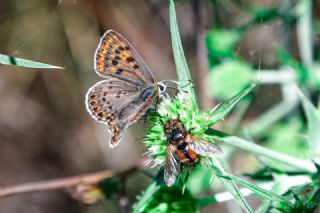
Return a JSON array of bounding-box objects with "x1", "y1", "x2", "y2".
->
[
  {"x1": 192, "y1": 0, "x2": 212, "y2": 110},
  {"x1": 0, "y1": 167, "x2": 138, "y2": 198}
]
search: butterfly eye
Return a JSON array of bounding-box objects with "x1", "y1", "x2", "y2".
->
[{"x1": 159, "y1": 84, "x2": 165, "y2": 92}]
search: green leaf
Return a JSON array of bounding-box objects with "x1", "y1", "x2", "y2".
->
[
  {"x1": 196, "y1": 196, "x2": 217, "y2": 208},
  {"x1": 206, "y1": 129, "x2": 317, "y2": 173},
  {"x1": 209, "y1": 82, "x2": 256, "y2": 125},
  {"x1": 210, "y1": 158, "x2": 254, "y2": 213},
  {"x1": 255, "y1": 180, "x2": 288, "y2": 213},
  {"x1": 282, "y1": 183, "x2": 319, "y2": 211},
  {"x1": 0, "y1": 54, "x2": 62, "y2": 69},
  {"x1": 208, "y1": 60, "x2": 254, "y2": 100},
  {"x1": 243, "y1": 166, "x2": 308, "y2": 181},
  {"x1": 235, "y1": 5, "x2": 297, "y2": 33},
  {"x1": 314, "y1": 20, "x2": 320, "y2": 34},
  {"x1": 187, "y1": 165, "x2": 215, "y2": 194},
  {"x1": 206, "y1": 29, "x2": 242, "y2": 59},
  {"x1": 223, "y1": 173, "x2": 292, "y2": 211},
  {"x1": 133, "y1": 171, "x2": 164, "y2": 213},
  {"x1": 133, "y1": 171, "x2": 199, "y2": 213},
  {"x1": 307, "y1": 189, "x2": 320, "y2": 209},
  {"x1": 277, "y1": 49, "x2": 308, "y2": 84},
  {"x1": 298, "y1": 88, "x2": 320, "y2": 161},
  {"x1": 261, "y1": 120, "x2": 310, "y2": 170},
  {"x1": 169, "y1": 0, "x2": 197, "y2": 106},
  {"x1": 98, "y1": 177, "x2": 119, "y2": 199},
  {"x1": 296, "y1": 0, "x2": 313, "y2": 68}
]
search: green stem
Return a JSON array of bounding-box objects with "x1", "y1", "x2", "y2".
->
[
  {"x1": 169, "y1": 0, "x2": 197, "y2": 106},
  {"x1": 207, "y1": 129, "x2": 317, "y2": 173},
  {"x1": 297, "y1": 0, "x2": 313, "y2": 68},
  {"x1": 211, "y1": 158, "x2": 254, "y2": 213}
]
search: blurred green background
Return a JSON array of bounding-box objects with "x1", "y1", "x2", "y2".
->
[{"x1": 0, "y1": 0, "x2": 319, "y2": 212}]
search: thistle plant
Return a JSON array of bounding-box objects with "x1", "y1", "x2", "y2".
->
[
  {"x1": 144, "y1": 91, "x2": 218, "y2": 168},
  {"x1": 132, "y1": 1, "x2": 319, "y2": 213}
]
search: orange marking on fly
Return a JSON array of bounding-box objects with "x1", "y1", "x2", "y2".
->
[
  {"x1": 185, "y1": 134, "x2": 193, "y2": 141},
  {"x1": 187, "y1": 149, "x2": 198, "y2": 163},
  {"x1": 176, "y1": 150, "x2": 185, "y2": 160},
  {"x1": 175, "y1": 145, "x2": 198, "y2": 165}
]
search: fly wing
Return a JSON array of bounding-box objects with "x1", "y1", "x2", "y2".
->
[
  {"x1": 187, "y1": 135, "x2": 223, "y2": 157},
  {"x1": 94, "y1": 30, "x2": 155, "y2": 86},
  {"x1": 164, "y1": 144, "x2": 180, "y2": 187}
]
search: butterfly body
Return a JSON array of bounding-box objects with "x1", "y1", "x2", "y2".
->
[
  {"x1": 128, "y1": 84, "x2": 160, "y2": 124},
  {"x1": 163, "y1": 119, "x2": 223, "y2": 187},
  {"x1": 86, "y1": 30, "x2": 166, "y2": 148}
]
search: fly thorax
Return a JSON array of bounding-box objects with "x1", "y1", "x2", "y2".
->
[{"x1": 170, "y1": 128, "x2": 184, "y2": 145}]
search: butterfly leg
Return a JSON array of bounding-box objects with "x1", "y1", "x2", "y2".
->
[
  {"x1": 143, "y1": 114, "x2": 148, "y2": 124},
  {"x1": 154, "y1": 96, "x2": 160, "y2": 114},
  {"x1": 179, "y1": 80, "x2": 193, "y2": 95}
]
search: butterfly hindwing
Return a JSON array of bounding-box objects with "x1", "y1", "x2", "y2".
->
[
  {"x1": 94, "y1": 30, "x2": 155, "y2": 86},
  {"x1": 85, "y1": 77, "x2": 140, "y2": 123},
  {"x1": 108, "y1": 85, "x2": 158, "y2": 147},
  {"x1": 86, "y1": 76, "x2": 158, "y2": 147}
]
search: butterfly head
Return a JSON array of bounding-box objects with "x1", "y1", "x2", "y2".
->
[{"x1": 157, "y1": 82, "x2": 167, "y2": 96}]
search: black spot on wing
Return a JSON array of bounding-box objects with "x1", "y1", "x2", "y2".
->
[
  {"x1": 126, "y1": 57, "x2": 134, "y2": 63},
  {"x1": 116, "y1": 68, "x2": 123, "y2": 75}
]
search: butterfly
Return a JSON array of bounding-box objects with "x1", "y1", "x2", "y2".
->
[
  {"x1": 163, "y1": 119, "x2": 223, "y2": 187},
  {"x1": 86, "y1": 30, "x2": 167, "y2": 148}
]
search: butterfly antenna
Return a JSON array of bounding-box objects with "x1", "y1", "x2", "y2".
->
[
  {"x1": 166, "y1": 86, "x2": 180, "y2": 93},
  {"x1": 161, "y1": 79, "x2": 193, "y2": 87}
]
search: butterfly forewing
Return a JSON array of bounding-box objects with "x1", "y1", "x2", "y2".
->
[
  {"x1": 86, "y1": 80, "x2": 158, "y2": 147},
  {"x1": 94, "y1": 30, "x2": 155, "y2": 86},
  {"x1": 164, "y1": 144, "x2": 180, "y2": 187}
]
